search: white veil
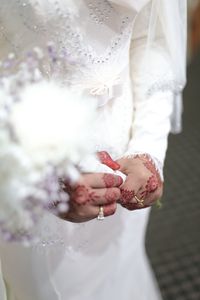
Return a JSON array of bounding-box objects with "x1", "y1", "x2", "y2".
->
[
  {"x1": 110, "y1": 0, "x2": 187, "y2": 133},
  {"x1": 145, "y1": 0, "x2": 187, "y2": 133},
  {"x1": 146, "y1": 0, "x2": 187, "y2": 88}
]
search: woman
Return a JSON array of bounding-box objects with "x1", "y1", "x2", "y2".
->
[{"x1": 0, "y1": 1, "x2": 187, "y2": 299}]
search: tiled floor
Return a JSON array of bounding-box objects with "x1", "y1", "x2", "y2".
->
[{"x1": 146, "y1": 52, "x2": 200, "y2": 300}]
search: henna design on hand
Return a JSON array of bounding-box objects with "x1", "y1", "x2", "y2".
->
[
  {"x1": 139, "y1": 174, "x2": 159, "y2": 198},
  {"x1": 132, "y1": 154, "x2": 162, "y2": 201},
  {"x1": 118, "y1": 154, "x2": 163, "y2": 210},
  {"x1": 103, "y1": 174, "x2": 115, "y2": 188},
  {"x1": 135, "y1": 154, "x2": 162, "y2": 187},
  {"x1": 146, "y1": 175, "x2": 158, "y2": 192}
]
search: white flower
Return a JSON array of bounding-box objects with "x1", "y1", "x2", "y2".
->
[
  {"x1": 10, "y1": 81, "x2": 96, "y2": 169},
  {"x1": 0, "y1": 79, "x2": 97, "y2": 242}
]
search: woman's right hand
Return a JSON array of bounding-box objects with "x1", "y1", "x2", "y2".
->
[{"x1": 57, "y1": 173, "x2": 123, "y2": 223}]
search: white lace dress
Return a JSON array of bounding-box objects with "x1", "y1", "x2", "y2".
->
[{"x1": 0, "y1": 1, "x2": 175, "y2": 299}]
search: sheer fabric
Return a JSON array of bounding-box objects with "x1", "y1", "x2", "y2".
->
[
  {"x1": 0, "y1": 1, "x2": 186, "y2": 299},
  {"x1": 129, "y1": 0, "x2": 187, "y2": 133}
]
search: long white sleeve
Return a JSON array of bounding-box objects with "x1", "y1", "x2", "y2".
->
[{"x1": 125, "y1": 42, "x2": 174, "y2": 167}]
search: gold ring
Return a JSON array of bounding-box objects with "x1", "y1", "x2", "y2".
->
[
  {"x1": 134, "y1": 195, "x2": 145, "y2": 207},
  {"x1": 97, "y1": 205, "x2": 105, "y2": 220}
]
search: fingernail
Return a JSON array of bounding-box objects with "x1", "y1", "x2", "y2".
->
[
  {"x1": 97, "y1": 151, "x2": 120, "y2": 170},
  {"x1": 116, "y1": 176, "x2": 123, "y2": 186}
]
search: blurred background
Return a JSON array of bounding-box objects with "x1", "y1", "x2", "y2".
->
[{"x1": 146, "y1": 1, "x2": 200, "y2": 299}]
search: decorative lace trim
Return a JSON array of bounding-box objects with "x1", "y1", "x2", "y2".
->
[{"x1": 146, "y1": 78, "x2": 184, "y2": 98}]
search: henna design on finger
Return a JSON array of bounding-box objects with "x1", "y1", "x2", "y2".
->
[
  {"x1": 72, "y1": 185, "x2": 89, "y2": 205},
  {"x1": 105, "y1": 189, "x2": 119, "y2": 204},
  {"x1": 72, "y1": 185, "x2": 99, "y2": 206},
  {"x1": 103, "y1": 174, "x2": 116, "y2": 188},
  {"x1": 61, "y1": 179, "x2": 100, "y2": 206},
  {"x1": 121, "y1": 201, "x2": 150, "y2": 211},
  {"x1": 120, "y1": 189, "x2": 135, "y2": 205},
  {"x1": 121, "y1": 202, "x2": 136, "y2": 211},
  {"x1": 104, "y1": 203, "x2": 117, "y2": 216}
]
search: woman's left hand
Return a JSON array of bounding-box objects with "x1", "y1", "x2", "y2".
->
[
  {"x1": 98, "y1": 151, "x2": 163, "y2": 210},
  {"x1": 116, "y1": 154, "x2": 163, "y2": 210}
]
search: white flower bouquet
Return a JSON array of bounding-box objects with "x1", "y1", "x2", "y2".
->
[{"x1": 0, "y1": 46, "x2": 97, "y2": 243}]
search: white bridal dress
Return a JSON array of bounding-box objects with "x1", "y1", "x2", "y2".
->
[{"x1": 0, "y1": 1, "x2": 186, "y2": 300}]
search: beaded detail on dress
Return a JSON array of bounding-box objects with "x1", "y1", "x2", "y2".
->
[
  {"x1": 0, "y1": 0, "x2": 134, "y2": 66},
  {"x1": 0, "y1": 0, "x2": 135, "y2": 107}
]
